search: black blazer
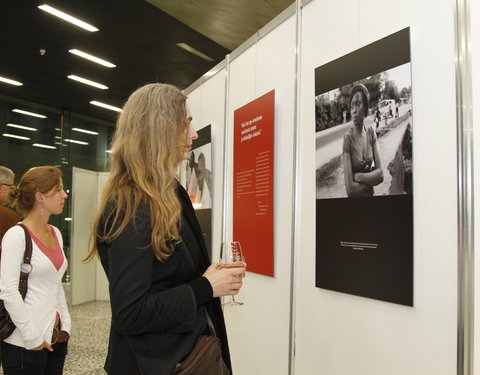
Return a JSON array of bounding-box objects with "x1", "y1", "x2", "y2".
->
[{"x1": 97, "y1": 185, "x2": 231, "y2": 375}]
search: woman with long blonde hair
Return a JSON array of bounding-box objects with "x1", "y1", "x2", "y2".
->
[{"x1": 85, "y1": 83, "x2": 245, "y2": 375}]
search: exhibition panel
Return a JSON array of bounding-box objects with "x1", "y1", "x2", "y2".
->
[
  {"x1": 185, "y1": 68, "x2": 227, "y2": 264},
  {"x1": 70, "y1": 167, "x2": 98, "y2": 305},
  {"x1": 185, "y1": 0, "x2": 478, "y2": 373},
  {"x1": 223, "y1": 14, "x2": 297, "y2": 375},
  {"x1": 295, "y1": 0, "x2": 457, "y2": 374}
]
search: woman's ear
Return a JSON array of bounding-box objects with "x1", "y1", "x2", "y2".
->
[{"x1": 35, "y1": 191, "x2": 44, "y2": 204}]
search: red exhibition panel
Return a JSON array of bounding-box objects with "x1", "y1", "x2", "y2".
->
[{"x1": 233, "y1": 90, "x2": 275, "y2": 277}]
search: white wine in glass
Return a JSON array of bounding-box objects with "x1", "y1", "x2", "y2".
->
[{"x1": 219, "y1": 241, "x2": 245, "y2": 306}]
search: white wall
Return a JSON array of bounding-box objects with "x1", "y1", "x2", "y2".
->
[
  {"x1": 294, "y1": 0, "x2": 457, "y2": 374},
  {"x1": 95, "y1": 172, "x2": 110, "y2": 301},
  {"x1": 71, "y1": 167, "x2": 98, "y2": 305},
  {"x1": 71, "y1": 168, "x2": 110, "y2": 304},
  {"x1": 221, "y1": 15, "x2": 297, "y2": 375}
]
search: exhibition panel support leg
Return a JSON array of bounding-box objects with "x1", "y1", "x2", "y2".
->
[{"x1": 454, "y1": 0, "x2": 474, "y2": 374}]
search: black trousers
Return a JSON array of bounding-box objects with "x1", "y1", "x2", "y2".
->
[{"x1": 0, "y1": 341, "x2": 68, "y2": 375}]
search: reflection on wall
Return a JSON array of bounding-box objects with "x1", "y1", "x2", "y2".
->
[{"x1": 0, "y1": 94, "x2": 114, "y2": 282}]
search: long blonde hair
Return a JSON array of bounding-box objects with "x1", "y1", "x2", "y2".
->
[{"x1": 84, "y1": 83, "x2": 189, "y2": 262}]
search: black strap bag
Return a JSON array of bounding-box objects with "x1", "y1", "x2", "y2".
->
[{"x1": 0, "y1": 223, "x2": 33, "y2": 340}]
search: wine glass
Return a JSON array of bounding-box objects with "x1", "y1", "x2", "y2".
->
[{"x1": 219, "y1": 241, "x2": 245, "y2": 306}]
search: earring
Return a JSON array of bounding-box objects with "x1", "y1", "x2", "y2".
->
[{"x1": 40, "y1": 205, "x2": 44, "y2": 216}]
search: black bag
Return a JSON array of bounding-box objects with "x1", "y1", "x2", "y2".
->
[
  {"x1": 173, "y1": 315, "x2": 230, "y2": 375},
  {"x1": 0, "y1": 223, "x2": 32, "y2": 341}
]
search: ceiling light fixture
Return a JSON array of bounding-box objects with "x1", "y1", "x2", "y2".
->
[
  {"x1": 90, "y1": 100, "x2": 122, "y2": 112},
  {"x1": 176, "y1": 43, "x2": 214, "y2": 62},
  {"x1": 69, "y1": 49, "x2": 116, "y2": 68},
  {"x1": 2, "y1": 133, "x2": 30, "y2": 140},
  {"x1": 12, "y1": 109, "x2": 47, "y2": 118},
  {"x1": 64, "y1": 139, "x2": 89, "y2": 145},
  {"x1": 38, "y1": 4, "x2": 99, "y2": 32},
  {"x1": 33, "y1": 143, "x2": 56, "y2": 149},
  {"x1": 67, "y1": 75, "x2": 108, "y2": 90},
  {"x1": 6, "y1": 123, "x2": 37, "y2": 132},
  {"x1": 0, "y1": 76, "x2": 23, "y2": 86},
  {"x1": 72, "y1": 127, "x2": 99, "y2": 135}
]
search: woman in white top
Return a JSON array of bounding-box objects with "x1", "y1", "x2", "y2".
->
[{"x1": 0, "y1": 166, "x2": 71, "y2": 375}]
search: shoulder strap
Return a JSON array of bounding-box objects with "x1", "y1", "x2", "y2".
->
[
  {"x1": 206, "y1": 311, "x2": 217, "y2": 337},
  {"x1": 16, "y1": 223, "x2": 32, "y2": 300}
]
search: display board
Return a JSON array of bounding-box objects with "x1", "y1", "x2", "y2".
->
[
  {"x1": 295, "y1": 0, "x2": 458, "y2": 373},
  {"x1": 233, "y1": 90, "x2": 275, "y2": 277},
  {"x1": 178, "y1": 125, "x2": 213, "y2": 259},
  {"x1": 314, "y1": 28, "x2": 413, "y2": 306}
]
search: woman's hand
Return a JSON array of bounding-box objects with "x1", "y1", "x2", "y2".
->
[
  {"x1": 203, "y1": 262, "x2": 246, "y2": 298},
  {"x1": 353, "y1": 172, "x2": 364, "y2": 183},
  {"x1": 32, "y1": 341, "x2": 53, "y2": 352}
]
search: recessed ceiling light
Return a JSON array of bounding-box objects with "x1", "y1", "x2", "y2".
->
[
  {"x1": 64, "y1": 139, "x2": 89, "y2": 145},
  {"x1": 67, "y1": 75, "x2": 108, "y2": 90},
  {"x1": 33, "y1": 143, "x2": 57, "y2": 149},
  {"x1": 0, "y1": 76, "x2": 23, "y2": 86},
  {"x1": 6, "y1": 123, "x2": 37, "y2": 131},
  {"x1": 176, "y1": 43, "x2": 214, "y2": 62},
  {"x1": 12, "y1": 109, "x2": 47, "y2": 118},
  {"x1": 69, "y1": 49, "x2": 116, "y2": 68},
  {"x1": 38, "y1": 4, "x2": 99, "y2": 32},
  {"x1": 72, "y1": 127, "x2": 99, "y2": 135},
  {"x1": 2, "y1": 133, "x2": 30, "y2": 140},
  {"x1": 90, "y1": 100, "x2": 122, "y2": 112}
]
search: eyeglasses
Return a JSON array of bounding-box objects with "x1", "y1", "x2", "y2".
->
[{"x1": 0, "y1": 183, "x2": 14, "y2": 187}]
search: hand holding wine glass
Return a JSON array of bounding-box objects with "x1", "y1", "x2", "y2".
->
[
  {"x1": 202, "y1": 242, "x2": 246, "y2": 303},
  {"x1": 219, "y1": 241, "x2": 246, "y2": 306}
]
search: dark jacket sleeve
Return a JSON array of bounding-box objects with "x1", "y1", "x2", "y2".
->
[{"x1": 102, "y1": 210, "x2": 207, "y2": 337}]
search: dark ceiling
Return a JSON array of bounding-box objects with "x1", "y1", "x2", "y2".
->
[{"x1": 0, "y1": 0, "x2": 293, "y2": 124}]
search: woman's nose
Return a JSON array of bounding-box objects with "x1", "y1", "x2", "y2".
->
[{"x1": 190, "y1": 128, "x2": 198, "y2": 140}]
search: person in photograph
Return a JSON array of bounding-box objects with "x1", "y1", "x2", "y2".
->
[
  {"x1": 0, "y1": 166, "x2": 71, "y2": 375},
  {"x1": 84, "y1": 83, "x2": 245, "y2": 375},
  {"x1": 193, "y1": 153, "x2": 212, "y2": 209},
  {"x1": 186, "y1": 151, "x2": 199, "y2": 203},
  {"x1": 342, "y1": 84, "x2": 384, "y2": 197},
  {"x1": 374, "y1": 107, "x2": 381, "y2": 129}
]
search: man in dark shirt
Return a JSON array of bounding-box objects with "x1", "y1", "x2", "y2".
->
[
  {"x1": 0, "y1": 166, "x2": 20, "y2": 365},
  {"x1": 0, "y1": 166, "x2": 20, "y2": 243}
]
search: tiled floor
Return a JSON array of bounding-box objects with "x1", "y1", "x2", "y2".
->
[
  {"x1": 63, "y1": 301, "x2": 110, "y2": 375},
  {"x1": 0, "y1": 301, "x2": 111, "y2": 375}
]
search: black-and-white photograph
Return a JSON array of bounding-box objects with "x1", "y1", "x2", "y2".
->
[
  {"x1": 178, "y1": 125, "x2": 213, "y2": 258},
  {"x1": 182, "y1": 145, "x2": 212, "y2": 210},
  {"x1": 315, "y1": 63, "x2": 413, "y2": 199},
  {"x1": 315, "y1": 28, "x2": 414, "y2": 306}
]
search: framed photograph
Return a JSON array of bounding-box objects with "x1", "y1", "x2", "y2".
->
[{"x1": 315, "y1": 28, "x2": 414, "y2": 306}]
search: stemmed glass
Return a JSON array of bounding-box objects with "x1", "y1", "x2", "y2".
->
[{"x1": 219, "y1": 241, "x2": 245, "y2": 306}]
